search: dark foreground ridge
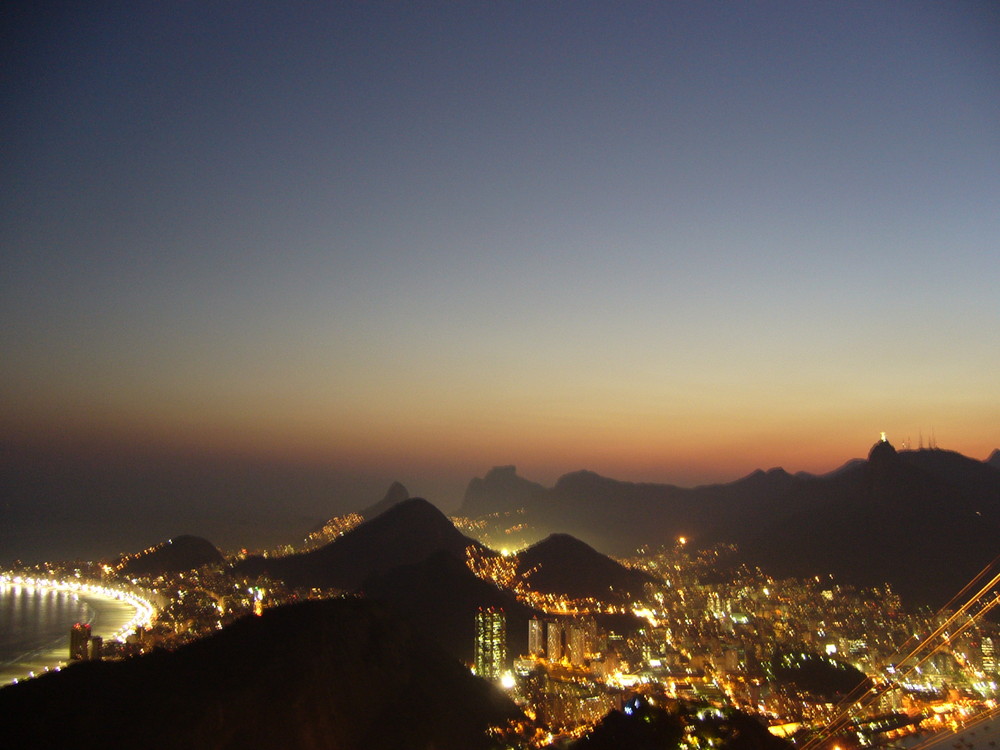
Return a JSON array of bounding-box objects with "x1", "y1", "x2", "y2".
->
[
  {"x1": 0, "y1": 597, "x2": 521, "y2": 750},
  {"x1": 363, "y1": 549, "x2": 540, "y2": 663}
]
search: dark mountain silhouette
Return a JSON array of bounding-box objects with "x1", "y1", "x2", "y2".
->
[
  {"x1": 237, "y1": 497, "x2": 491, "y2": 590},
  {"x1": 741, "y1": 441, "x2": 1000, "y2": 608},
  {"x1": 0, "y1": 597, "x2": 520, "y2": 750},
  {"x1": 795, "y1": 457, "x2": 866, "y2": 479},
  {"x1": 362, "y1": 550, "x2": 540, "y2": 664},
  {"x1": 987, "y1": 449, "x2": 1000, "y2": 471},
  {"x1": 360, "y1": 480, "x2": 410, "y2": 519},
  {"x1": 517, "y1": 533, "x2": 655, "y2": 600},
  {"x1": 117, "y1": 535, "x2": 223, "y2": 576},
  {"x1": 304, "y1": 481, "x2": 410, "y2": 537},
  {"x1": 899, "y1": 447, "x2": 1000, "y2": 498},
  {"x1": 456, "y1": 442, "x2": 1000, "y2": 610},
  {"x1": 522, "y1": 466, "x2": 809, "y2": 556},
  {"x1": 460, "y1": 465, "x2": 546, "y2": 517}
]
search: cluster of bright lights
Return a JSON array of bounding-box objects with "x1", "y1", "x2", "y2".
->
[
  {"x1": 113, "y1": 541, "x2": 168, "y2": 572},
  {"x1": 0, "y1": 574, "x2": 156, "y2": 642},
  {"x1": 465, "y1": 545, "x2": 521, "y2": 589},
  {"x1": 303, "y1": 513, "x2": 363, "y2": 548}
]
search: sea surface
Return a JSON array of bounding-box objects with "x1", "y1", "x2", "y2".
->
[{"x1": 0, "y1": 583, "x2": 137, "y2": 687}]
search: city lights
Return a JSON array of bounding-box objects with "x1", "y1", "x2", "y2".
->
[{"x1": 0, "y1": 574, "x2": 156, "y2": 643}]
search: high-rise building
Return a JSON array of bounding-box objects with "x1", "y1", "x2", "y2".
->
[
  {"x1": 983, "y1": 636, "x2": 996, "y2": 675},
  {"x1": 528, "y1": 618, "x2": 545, "y2": 657},
  {"x1": 70, "y1": 622, "x2": 91, "y2": 661},
  {"x1": 475, "y1": 608, "x2": 506, "y2": 681},
  {"x1": 567, "y1": 624, "x2": 587, "y2": 666},
  {"x1": 547, "y1": 621, "x2": 564, "y2": 662}
]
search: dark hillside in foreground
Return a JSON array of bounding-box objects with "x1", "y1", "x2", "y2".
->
[
  {"x1": 361, "y1": 549, "x2": 648, "y2": 666},
  {"x1": 0, "y1": 597, "x2": 520, "y2": 750},
  {"x1": 362, "y1": 550, "x2": 540, "y2": 664}
]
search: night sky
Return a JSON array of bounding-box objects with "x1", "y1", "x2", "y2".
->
[{"x1": 3, "y1": 3, "x2": 998, "y2": 552}]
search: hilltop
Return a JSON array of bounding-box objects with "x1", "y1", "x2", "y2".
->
[
  {"x1": 517, "y1": 533, "x2": 655, "y2": 601},
  {"x1": 236, "y1": 497, "x2": 493, "y2": 590},
  {"x1": 117, "y1": 535, "x2": 223, "y2": 577}
]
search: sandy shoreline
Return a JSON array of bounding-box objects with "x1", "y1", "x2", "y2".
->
[{"x1": 0, "y1": 586, "x2": 140, "y2": 687}]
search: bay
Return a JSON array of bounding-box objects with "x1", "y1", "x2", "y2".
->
[{"x1": 0, "y1": 583, "x2": 138, "y2": 687}]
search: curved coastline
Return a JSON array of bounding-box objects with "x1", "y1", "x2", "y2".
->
[{"x1": 0, "y1": 577, "x2": 155, "y2": 687}]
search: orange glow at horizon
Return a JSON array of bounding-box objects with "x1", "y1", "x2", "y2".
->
[{"x1": 4, "y1": 387, "x2": 997, "y2": 494}]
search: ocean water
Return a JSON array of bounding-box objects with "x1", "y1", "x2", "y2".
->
[{"x1": 0, "y1": 583, "x2": 137, "y2": 686}]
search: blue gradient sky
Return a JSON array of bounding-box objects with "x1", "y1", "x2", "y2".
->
[{"x1": 3, "y1": 2, "x2": 998, "y2": 508}]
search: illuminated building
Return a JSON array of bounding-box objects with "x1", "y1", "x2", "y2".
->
[
  {"x1": 547, "y1": 621, "x2": 564, "y2": 661},
  {"x1": 529, "y1": 617, "x2": 545, "y2": 656},
  {"x1": 567, "y1": 624, "x2": 587, "y2": 666},
  {"x1": 983, "y1": 636, "x2": 996, "y2": 675},
  {"x1": 475, "y1": 607, "x2": 506, "y2": 681},
  {"x1": 70, "y1": 622, "x2": 91, "y2": 661}
]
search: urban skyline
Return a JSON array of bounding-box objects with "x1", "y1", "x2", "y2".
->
[{"x1": 3, "y1": 478, "x2": 999, "y2": 747}]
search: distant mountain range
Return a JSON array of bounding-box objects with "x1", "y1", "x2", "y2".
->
[
  {"x1": 360, "y1": 480, "x2": 411, "y2": 519},
  {"x1": 0, "y1": 597, "x2": 520, "y2": 750},
  {"x1": 114, "y1": 438, "x2": 998, "y2": 614},
  {"x1": 462, "y1": 465, "x2": 547, "y2": 517},
  {"x1": 240, "y1": 439, "x2": 998, "y2": 611},
  {"x1": 457, "y1": 441, "x2": 1000, "y2": 609}
]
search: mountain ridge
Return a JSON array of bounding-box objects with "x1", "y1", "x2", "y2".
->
[
  {"x1": 360, "y1": 480, "x2": 411, "y2": 519},
  {"x1": 236, "y1": 497, "x2": 492, "y2": 590},
  {"x1": 117, "y1": 534, "x2": 223, "y2": 577},
  {"x1": 457, "y1": 443, "x2": 1000, "y2": 608}
]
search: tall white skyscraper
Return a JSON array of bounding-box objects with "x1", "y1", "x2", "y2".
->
[
  {"x1": 528, "y1": 617, "x2": 545, "y2": 657},
  {"x1": 547, "y1": 621, "x2": 564, "y2": 662}
]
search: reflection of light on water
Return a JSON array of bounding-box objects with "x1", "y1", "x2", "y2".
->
[
  {"x1": 0, "y1": 576, "x2": 157, "y2": 686},
  {"x1": 1, "y1": 575, "x2": 155, "y2": 643}
]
